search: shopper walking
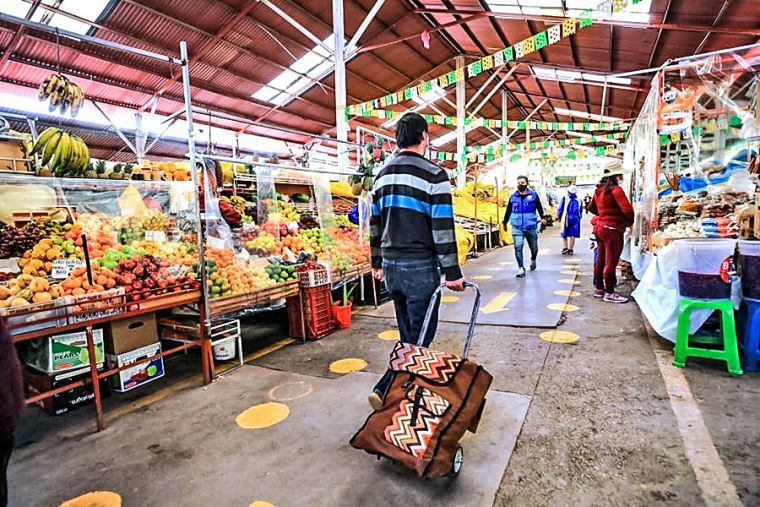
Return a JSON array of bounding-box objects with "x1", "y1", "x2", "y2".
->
[
  {"x1": 583, "y1": 194, "x2": 593, "y2": 214},
  {"x1": 557, "y1": 185, "x2": 582, "y2": 255},
  {"x1": 588, "y1": 162, "x2": 634, "y2": 303},
  {"x1": 0, "y1": 319, "x2": 24, "y2": 507},
  {"x1": 369, "y1": 112, "x2": 465, "y2": 410},
  {"x1": 503, "y1": 176, "x2": 546, "y2": 278}
]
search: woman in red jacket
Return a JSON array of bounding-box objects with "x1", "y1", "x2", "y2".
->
[{"x1": 588, "y1": 162, "x2": 635, "y2": 303}]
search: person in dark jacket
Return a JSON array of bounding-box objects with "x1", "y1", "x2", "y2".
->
[
  {"x1": 369, "y1": 112, "x2": 465, "y2": 410},
  {"x1": 0, "y1": 319, "x2": 24, "y2": 507},
  {"x1": 588, "y1": 162, "x2": 635, "y2": 303},
  {"x1": 503, "y1": 176, "x2": 546, "y2": 278}
]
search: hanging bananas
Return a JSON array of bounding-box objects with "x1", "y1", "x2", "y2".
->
[
  {"x1": 37, "y1": 73, "x2": 85, "y2": 117},
  {"x1": 30, "y1": 127, "x2": 90, "y2": 178}
]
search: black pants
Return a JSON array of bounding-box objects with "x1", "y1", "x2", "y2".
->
[
  {"x1": 0, "y1": 435, "x2": 12, "y2": 507},
  {"x1": 373, "y1": 258, "x2": 441, "y2": 396}
]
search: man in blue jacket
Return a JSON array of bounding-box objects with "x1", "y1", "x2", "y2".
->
[{"x1": 503, "y1": 176, "x2": 546, "y2": 278}]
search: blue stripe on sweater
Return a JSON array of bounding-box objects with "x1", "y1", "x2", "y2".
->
[
  {"x1": 376, "y1": 194, "x2": 430, "y2": 214},
  {"x1": 431, "y1": 204, "x2": 453, "y2": 218},
  {"x1": 371, "y1": 203, "x2": 381, "y2": 216}
]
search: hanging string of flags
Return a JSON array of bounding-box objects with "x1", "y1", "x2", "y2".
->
[
  {"x1": 352, "y1": 108, "x2": 630, "y2": 131},
  {"x1": 346, "y1": 0, "x2": 643, "y2": 116},
  {"x1": 431, "y1": 142, "x2": 621, "y2": 164},
  {"x1": 467, "y1": 131, "x2": 627, "y2": 154}
]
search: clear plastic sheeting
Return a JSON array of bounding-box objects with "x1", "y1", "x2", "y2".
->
[{"x1": 632, "y1": 241, "x2": 741, "y2": 342}]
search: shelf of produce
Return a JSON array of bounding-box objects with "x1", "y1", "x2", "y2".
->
[
  {"x1": 209, "y1": 281, "x2": 299, "y2": 318},
  {"x1": 10, "y1": 290, "x2": 202, "y2": 343},
  {"x1": 332, "y1": 263, "x2": 372, "y2": 288}
]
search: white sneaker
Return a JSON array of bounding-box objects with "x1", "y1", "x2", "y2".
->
[
  {"x1": 516, "y1": 267, "x2": 526, "y2": 278},
  {"x1": 603, "y1": 292, "x2": 628, "y2": 304}
]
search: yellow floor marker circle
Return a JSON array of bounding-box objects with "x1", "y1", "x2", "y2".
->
[
  {"x1": 499, "y1": 261, "x2": 514, "y2": 266},
  {"x1": 472, "y1": 275, "x2": 492, "y2": 280},
  {"x1": 554, "y1": 290, "x2": 581, "y2": 297},
  {"x1": 547, "y1": 303, "x2": 579, "y2": 312},
  {"x1": 562, "y1": 265, "x2": 580, "y2": 270},
  {"x1": 236, "y1": 402, "x2": 289, "y2": 429},
  {"x1": 539, "y1": 330, "x2": 580, "y2": 343},
  {"x1": 268, "y1": 381, "x2": 314, "y2": 402},
  {"x1": 60, "y1": 492, "x2": 122, "y2": 507},
  {"x1": 561, "y1": 270, "x2": 581, "y2": 275},
  {"x1": 558, "y1": 279, "x2": 581, "y2": 285},
  {"x1": 378, "y1": 329, "x2": 400, "y2": 341},
  {"x1": 329, "y1": 358, "x2": 368, "y2": 374},
  {"x1": 250, "y1": 502, "x2": 275, "y2": 507},
  {"x1": 565, "y1": 258, "x2": 582, "y2": 263},
  {"x1": 441, "y1": 296, "x2": 460, "y2": 303}
]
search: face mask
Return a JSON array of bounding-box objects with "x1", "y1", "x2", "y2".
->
[{"x1": 517, "y1": 184, "x2": 528, "y2": 192}]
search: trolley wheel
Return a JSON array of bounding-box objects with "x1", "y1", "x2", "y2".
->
[{"x1": 449, "y1": 445, "x2": 464, "y2": 477}]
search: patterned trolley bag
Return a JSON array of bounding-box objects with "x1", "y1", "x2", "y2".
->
[{"x1": 350, "y1": 283, "x2": 493, "y2": 478}]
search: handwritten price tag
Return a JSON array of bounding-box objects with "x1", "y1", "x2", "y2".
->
[
  {"x1": 145, "y1": 230, "x2": 167, "y2": 243},
  {"x1": 52, "y1": 259, "x2": 86, "y2": 279},
  {"x1": 207, "y1": 236, "x2": 226, "y2": 249}
]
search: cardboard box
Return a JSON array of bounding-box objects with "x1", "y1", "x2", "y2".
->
[
  {"x1": 105, "y1": 313, "x2": 158, "y2": 355},
  {"x1": 24, "y1": 328, "x2": 105, "y2": 374},
  {"x1": 24, "y1": 366, "x2": 110, "y2": 416},
  {"x1": 106, "y1": 342, "x2": 165, "y2": 392},
  {"x1": 755, "y1": 210, "x2": 760, "y2": 239}
]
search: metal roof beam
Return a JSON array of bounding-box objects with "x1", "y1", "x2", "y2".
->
[
  {"x1": 410, "y1": 9, "x2": 760, "y2": 36},
  {"x1": 0, "y1": 0, "x2": 42, "y2": 75},
  {"x1": 257, "y1": 0, "x2": 333, "y2": 54},
  {"x1": 346, "y1": 0, "x2": 386, "y2": 54}
]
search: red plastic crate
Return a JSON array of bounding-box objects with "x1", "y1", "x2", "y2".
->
[{"x1": 287, "y1": 285, "x2": 335, "y2": 340}]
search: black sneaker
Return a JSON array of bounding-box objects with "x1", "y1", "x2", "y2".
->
[
  {"x1": 561, "y1": 249, "x2": 569, "y2": 255},
  {"x1": 530, "y1": 259, "x2": 537, "y2": 271},
  {"x1": 567, "y1": 249, "x2": 574, "y2": 256},
  {"x1": 516, "y1": 267, "x2": 526, "y2": 278}
]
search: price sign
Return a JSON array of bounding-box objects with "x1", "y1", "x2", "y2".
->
[
  {"x1": 168, "y1": 265, "x2": 190, "y2": 278},
  {"x1": 286, "y1": 221, "x2": 299, "y2": 231},
  {"x1": 0, "y1": 258, "x2": 19, "y2": 274},
  {"x1": 207, "y1": 236, "x2": 226, "y2": 249},
  {"x1": 145, "y1": 230, "x2": 167, "y2": 243},
  {"x1": 52, "y1": 259, "x2": 86, "y2": 279}
]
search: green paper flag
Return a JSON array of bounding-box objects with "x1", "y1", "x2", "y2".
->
[
  {"x1": 596, "y1": 146, "x2": 605, "y2": 156},
  {"x1": 534, "y1": 31, "x2": 548, "y2": 50},
  {"x1": 424, "y1": 81, "x2": 434, "y2": 93},
  {"x1": 504, "y1": 46, "x2": 514, "y2": 62},
  {"x1": 579, "y1": 9, "x2": 593, "y2": 28},
  {"x1": 404, "y1": 88, "x2": 412, "y2": 100}
]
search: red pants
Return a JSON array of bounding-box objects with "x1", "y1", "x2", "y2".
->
[{"x1": 594, "y1": 225, "x2": 624, "y2": 294}]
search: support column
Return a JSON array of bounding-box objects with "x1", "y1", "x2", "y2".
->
[
  {"x1": 501, "y1": 91, "x2": 508, "y2": 185},
  {"x1": 333, "y1": 0, "x2": 349, "y2": 174},
  {"x1": 135, "y1": 112, "x2": 145, "y2": 164},
  {"x1": 455, "y1": 56, "x2": 466, "y2": 188}
]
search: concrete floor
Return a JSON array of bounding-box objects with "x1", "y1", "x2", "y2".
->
[{"x1": 9, "y1": 223, "x2": 760, "y2": 506}]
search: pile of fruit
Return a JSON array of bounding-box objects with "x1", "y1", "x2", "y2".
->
[
  {"x1": 279, "y1": 203, "x2": 300, "y2": 223},
  {"x1": 113, "y1": 255, "x2": 198, "y2": 303},
  {"x1": 31, "y1": 127, "x2": 91, "y2": 178},
  {"x1": 245, "y1": 232, "x2": 277, "y2": 256},
  {"x1": 92, "y1": 246, "x2": 144, "y2": 271},
  {"x1": 60, "y1": 265, "x2": 117, "y2": 296},
  {"x1": 265, "y1": 264, "x2": 297, "y2": 284},
  {"x1": 0, "y1": 223, "x2": 46, "y2": 258},
  {"x1": 0, "y1": 275, "x2": 61, "y2": 308},
  {"x1": 204, "y1": 247, "x2": 234, "y2": 268},
  {"x1": 18, "y1": 237, "x2": 81, "y2": 276},
  {"x1": 217, "y1": 265, "x2": 275, "y2": 295}
]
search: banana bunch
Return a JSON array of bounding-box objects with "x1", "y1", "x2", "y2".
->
[
  {"x1": 37, "y1": 73, "x2": 85, "y2": 117},
  {"x1": 30, "y1": 127, "x2": 91, "y2": 177}
]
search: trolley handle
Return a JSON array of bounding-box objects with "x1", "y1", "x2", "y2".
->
[{"x1": 417, "y1": 282, "x2": 481, "y2": 359}]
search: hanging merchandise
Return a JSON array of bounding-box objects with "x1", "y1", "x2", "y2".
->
[
  {"x1": 350, "y1": 138, "x2": 386, "y2": 196},
  {"x1": 37, "y1": 73, "x2": 85, "y2": 117},
  {"x1": 30, "y1": 127, "x2": 91, "y2": 178}
]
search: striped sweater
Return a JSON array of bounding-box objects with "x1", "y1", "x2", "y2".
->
[{"x1": 370, "y1": 151, "x2": 463, "y2": 281}]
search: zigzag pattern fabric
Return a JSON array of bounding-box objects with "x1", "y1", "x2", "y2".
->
[
  {"x1": 384, "y1": 389, "x2": 449, "y2": 458},
  {"x1": 389, "y1": 342, "x2": 463, "y2": 383}
]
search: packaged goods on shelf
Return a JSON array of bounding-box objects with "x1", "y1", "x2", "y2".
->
[
  {"x1": 107, "y1": 341, "x2": 165, "y2": 392},
  {"x1": 24, "y1": 328, "x2": 105, "y2": 374}
]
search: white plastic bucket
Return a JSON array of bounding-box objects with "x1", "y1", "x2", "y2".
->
[
  {"x1": 676, "y1": 239, "x2": 736, "y2": 275},
  {"x1": 738, "y1": 240, "x2": 760, "y2": 257},
  {"x1": 213, "y1": 336, "x2": 237, "y2": 361}
]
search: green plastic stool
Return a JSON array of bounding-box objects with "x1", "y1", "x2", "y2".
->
[{"x1": 673, "y1": 298, "x2": 743, "y2": 376}]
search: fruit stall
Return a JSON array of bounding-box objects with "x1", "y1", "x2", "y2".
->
[{"x1": 0, "y1": 14, "x2": 379, "y2": 432}]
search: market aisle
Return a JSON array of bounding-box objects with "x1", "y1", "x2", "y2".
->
[{"x1": 362, "y1": 225, "x2": 580, "y2": 328}]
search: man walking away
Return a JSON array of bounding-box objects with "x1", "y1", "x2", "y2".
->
[
  {"x1": 1, "y1": 319, "x2": 24, "y2": 507},
  {"x1": 503, "y1": 176, "x2": 546, "y2": 278},
  {"x1": 369, "y1": 112, "x2": 466, "y2": 410}
]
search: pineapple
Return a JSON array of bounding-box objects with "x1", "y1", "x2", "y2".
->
[
  {"x1": 123, "y1": 163, "x2": 134, "y2": 179},
  {"x1": 109, "y1": 163, "x2": 123, "y2": 180},
  {"x1": 39, "y1": 168, "x2": 53, "y2": 178},
  {"x1": 95, "y1": 160, "x2": 107, "y2": 179},
  {"x1": 84, "y1": 162, "x2": 97, "y2": 179}
]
